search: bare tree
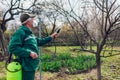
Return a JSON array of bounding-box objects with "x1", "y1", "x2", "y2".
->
[
  {"x1": 0, "y1": 0, "x2": 37, "y2": 32},
  {"x1": 92, "y1": 0, "x2": 120, "y2": 79},
  {"x1": 45, "y1": 0, "x2": 120, "y2": 80}
]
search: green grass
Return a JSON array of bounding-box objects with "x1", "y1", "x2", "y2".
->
[
  {"x1": 101, "y1": 55, "x2": 120, "y2": 80},
  {"x1": 42, "y1": 46, "x2": 95, "y2": 56},
  {"x1": 39, "y1": 54, "x2": 120, "y2": 80},
  {"x1": 42, "y1": 46, "x2": 80, "y2": 54},
  {"x1": 41, "y1": 46, "x2": 120, "y2": 79},
  {"x1": 43, "y1": 46, "x2": 120, "y2": 57}
]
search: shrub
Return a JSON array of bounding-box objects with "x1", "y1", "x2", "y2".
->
[
  {"x1": 42, "y1": 61, "x2": 61, "y2": 72},
  {"x1": 41, "y1": 53, "x2": 96, "y2": 74}
]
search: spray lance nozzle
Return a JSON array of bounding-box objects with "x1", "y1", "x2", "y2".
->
[{"x1": 56, "y1": 28, "x2": 61, "y2": 33}]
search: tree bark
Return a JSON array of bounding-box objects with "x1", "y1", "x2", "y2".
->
[
  {"x1": 96, "y1": 53, "x2": 101, "y2": 80},
  {"x1": 0, "y1": 29, "x2": 7, "y2": 55}
]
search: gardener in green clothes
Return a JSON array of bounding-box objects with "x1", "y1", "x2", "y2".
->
[{"x1": 8, "y1": 13, "x2": 58, "y2": 80}]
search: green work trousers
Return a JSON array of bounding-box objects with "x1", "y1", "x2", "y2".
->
[{"x1": 22, "y1": 71, "x2": 35, "y2": 80}]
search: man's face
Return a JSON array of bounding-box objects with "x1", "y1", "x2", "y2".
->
[
  {"x1": 27, "y1": 18, "x2": 38, "y2": 28},
  {"x1": 27, "y1": 18, "x2": 34, "y2": 28}
]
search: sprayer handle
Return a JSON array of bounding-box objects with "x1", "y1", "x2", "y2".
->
[{"x1": 56, "y1": 28, "x2": 61, "y2": 33}]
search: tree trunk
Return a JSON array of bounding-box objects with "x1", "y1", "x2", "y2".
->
[
  {"x1": 0, "y1": 29, "x2": 7, "y2": 55},
  {"x1": 96, "y1": 53, "x2": 101, "y2": 80}
]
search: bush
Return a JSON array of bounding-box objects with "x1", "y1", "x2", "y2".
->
[
  {"x1": 42, "y1": 61, "x2": 61, "y2": 72},
  {"x1": 41, "y1": 54, "x2": 52, "y2": 62},
  {"x1": 57, "y1": 53, "x2": 72, "y2": 60},
  {"x1": 41, "y1": 53, "x2": 96, "y2": 73}
]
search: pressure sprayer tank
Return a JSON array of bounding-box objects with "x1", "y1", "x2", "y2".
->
[{"x1": 6, "y1": 62, "x2": 22, "y2": 80}]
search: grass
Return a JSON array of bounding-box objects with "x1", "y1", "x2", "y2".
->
[
  {"x1": 42, "y1": 46, "x2": 80, "y2": 54},
  {"x1": 0, "y1": 61, "x2": 6, "y2": 80},
  {"x1": 101, "y1": 55, "x2": 120, "y2": 80},
  {"x1": 41, "y1": 46, "x2": 120, "y2": 80},
  {"x1": 42, "y1": 46, "x2": 95, "y2": 56},
  {"x1": 38, "y1": 54, "x2": 120, "y2": 80}
]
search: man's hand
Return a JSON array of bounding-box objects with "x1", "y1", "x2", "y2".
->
[
  {"x1": 30, "y1": 51, "x2": 38, "y2": 59},
  {"x1": 50, "y1": 32, "x2": 59, "y2": 39}
]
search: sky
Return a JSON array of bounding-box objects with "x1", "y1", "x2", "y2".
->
[
  {"x1": 0, "y1": 0, "x2": 119, "y2": 17},
  {"x1": 0, "y1": 0, "x2": 120, "y2": 30}
]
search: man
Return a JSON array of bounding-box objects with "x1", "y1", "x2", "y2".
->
[{"x1": 8, "y1": 13, "x2": 58, "y2": 80}]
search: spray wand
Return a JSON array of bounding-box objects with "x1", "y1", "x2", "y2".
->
[{"x1": 52, "y1": 28, "x2": 61, "y2": 58}]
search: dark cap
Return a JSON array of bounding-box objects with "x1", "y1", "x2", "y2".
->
[{"x1": 20, "y1": 13, "x2": 35, "y2": 23}]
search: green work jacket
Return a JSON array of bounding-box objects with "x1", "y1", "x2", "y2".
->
[{"x1": 8, "y1": 25, "x2": 52, "y2": 71}]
